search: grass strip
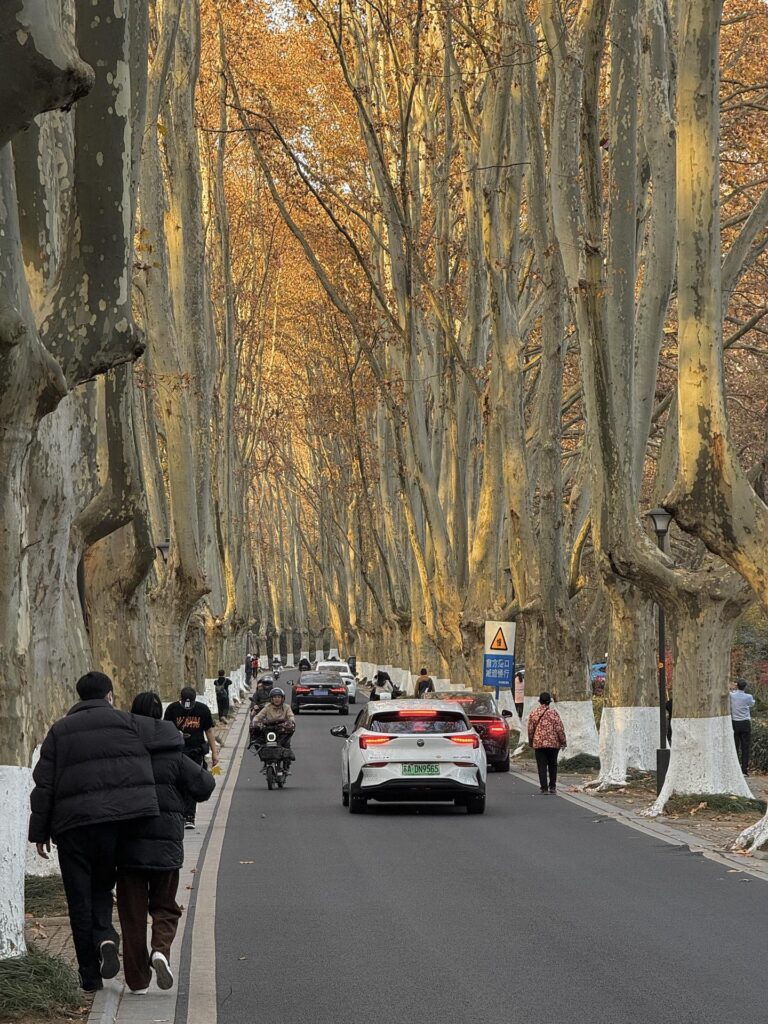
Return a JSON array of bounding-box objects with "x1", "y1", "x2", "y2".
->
[
  {"x1": 24, "y1": 876, "x2": 69, "y2": 918},
  {"x1": 0, "y1": 945, "x2": 81, "y2": 1020},
  {"x1": 664, "y1": 793, "x2": 767, "y2": 816}
]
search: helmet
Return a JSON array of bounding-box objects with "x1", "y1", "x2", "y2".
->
[{"x1": 269, "y1": 687, "x2": 285, "y2": 699}]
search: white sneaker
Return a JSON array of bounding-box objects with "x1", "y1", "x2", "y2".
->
[
  {"x1": 151, "y1": 951, "x2": 174, "y2": 990},
  {"x1": 184, "y1": 820, "x2": 195, "y2": 830},
  {"x1": 130, "y1": 989, "x2": 149, "y2": 995}
]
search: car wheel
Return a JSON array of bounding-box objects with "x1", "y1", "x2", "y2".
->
[
  {"x1": 495, "y1": 754, "x2": 511, "y2": 773},
  {"x1": 342, "y1": 787, "x2": 349, "y2": 807},
  {"x1": 292, "y1": 706, "x2": 300, "y2": 715},
  {"x1": 349, "y1": 794, "x2": 367, "y2": 814},
  {"x1": 466, "y1": 795, "x2": 486, "y2": 814},
  {"x1": 339, "y1": 706, "x2": 349, "y2": 715},
  {"x1": 350, "y1": 697, "x2": 356, "y2": 705}
]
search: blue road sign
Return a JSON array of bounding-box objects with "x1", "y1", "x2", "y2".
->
[{"x1": 483, "y1": 653, "x2": 515, "y2": 697}]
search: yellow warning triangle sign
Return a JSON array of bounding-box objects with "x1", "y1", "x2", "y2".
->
[{"x1": 490, "y1": 627, "x2": 508, "y2": 652}]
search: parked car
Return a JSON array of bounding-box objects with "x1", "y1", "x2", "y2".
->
[
  {"x1": 292, "y1": 672, "x2": 349, "y2": 715},
  {"x1": 432, "y1": 691, "x2": 513, "y2": 772},
  {"x1": 590, "y1": 663, "x2": 607, "y2": 695},
  {"x1": 316, "y1": 660, "x2": 358, "y2": 703},
  {"x1": 330, "y1": 700, "x2": 487, "y2": 814}
]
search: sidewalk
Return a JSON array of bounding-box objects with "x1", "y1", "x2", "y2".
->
[{"x1": 511, "y1": 760, "x2": 768, "y2": 880}]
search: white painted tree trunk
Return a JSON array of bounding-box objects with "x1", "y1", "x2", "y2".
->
[
  {"x1": 24, "y1": 747, "x2": 60, "y2": 878},
  {"x1": 556, "y1": 701, "x2": 599, "y2": 760},
  {"x1": 648, "y1": 716, "x2": 752, "y2": 816},
  {"x1": 0, "y1": 766, "x2": 31, "y2": 958},
  {"x1": 595, "y1": 707, "x2": 658, "y2": 787},
  {"x1": 734, "y1": 811, "x2": 768, "y2": 854},
  {"x1": 594, "y1": 583, "x2": 657, "y2": 787}
]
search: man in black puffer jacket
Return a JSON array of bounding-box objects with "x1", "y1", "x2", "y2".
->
[
  {"x1": 28, "y1": 671, "x2": 166, "y2": 992},
  {"x1": 116, "y1": 692, "x2": 215, "y2": 994}
]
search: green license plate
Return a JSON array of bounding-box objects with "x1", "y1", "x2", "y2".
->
[{"x1": 402, "y1": 763, "x2": 440, "y2": 776}]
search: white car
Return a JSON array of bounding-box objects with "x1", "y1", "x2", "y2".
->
[
  {"x1": 316, "y1": 660, "x2": 358, "y2": 704},
  {"x1": 330, "y1": 700, "x2": 487, "y2": 814}
]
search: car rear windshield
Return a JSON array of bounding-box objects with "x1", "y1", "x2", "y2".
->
[
  {"x1": 433, "y1": 694, "x2": 499, "y2": 716},
  {"x1": 368, "y1": 711, "x2": 468, "y2": 734},
  {"x1": 301, "y1": 675, "x2": 336, "y2": 686},
  {"x1": 318, "y1": 664, "x2": 347, "y2": 674}
]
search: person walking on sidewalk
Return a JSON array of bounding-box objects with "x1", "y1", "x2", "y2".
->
[
  {"x1": 164, "y1": 687, "x2": 219, "y2": 829},
  {"x1": 730, "y1": 678, "x2": 756, "y2": 775},
  {"x1": 416, "y1": 668, "x2": 435, "y2": 698},
  {"x1": 117, "y1": 693, "x2": 215, "y2": 994},
  {"x1": 215, "y1": 669, "x2": 232, "y2": 723},
  {"x1": 28, "y1": 672, "x2": 161, "y2": 992},
  {"x1": 527, "y1": 692, "x2": 567, "y2": 794}
]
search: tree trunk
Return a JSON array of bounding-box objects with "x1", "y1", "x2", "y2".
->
[
  {"x1": 648, "y1": 589, "x2": 752, "y2": 814},
  {"x1": 594, "y1": 582, "x2": 657, "y2": 787}
]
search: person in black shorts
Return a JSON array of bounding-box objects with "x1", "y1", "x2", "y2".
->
[{"x1": 163, "y1": 687, "x2": 219, "y2": 829}]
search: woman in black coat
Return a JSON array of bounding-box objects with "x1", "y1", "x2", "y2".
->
[{"x1": 116, "y1": 693, "x2": 215, "y2": 994}]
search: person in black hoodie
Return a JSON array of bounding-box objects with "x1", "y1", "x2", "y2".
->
[
  {"x1": 116, "y1": 692, "x2": 215, "y2": 994},
  {"x1": 28, "y1": 672, "x2": 164, "y2": 992}
]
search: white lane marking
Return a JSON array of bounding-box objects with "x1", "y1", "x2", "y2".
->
[{"x1": 185, "y1": 703, "x2": 251, "y2": 1024}]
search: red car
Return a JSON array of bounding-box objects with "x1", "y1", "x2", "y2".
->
[{"x1": 432, "y1": 692, "x2": 513, "y2": 771}]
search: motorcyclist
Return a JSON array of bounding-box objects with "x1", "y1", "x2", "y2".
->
[
  {"x1": 298, "y1": 657, "x2": 311, "y2": 672},
  {"x1": 370, "y1": 670, "x2": 394, "y2": 701},
  {"x1": 252, "y1": 673, "x2": 274, "y2": 710},
  {"x1": 250, "y1": 688, "x2": 295, "y2": 752}
]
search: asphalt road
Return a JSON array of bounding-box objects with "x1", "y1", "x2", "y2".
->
[{"x1": 215, "y1": 680, "x2": 768, "y2": 1023}]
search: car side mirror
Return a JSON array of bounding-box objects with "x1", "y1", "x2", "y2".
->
[
  {"x1": 502, "y1": 709, "x2": 514, "y2": 718},
  {"x1": 330, "y1": 726, "x2": 348, "y2": 738}
]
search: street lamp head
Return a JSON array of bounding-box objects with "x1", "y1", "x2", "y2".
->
[{"x1": 645, "y1": 507, "x2": 673, "y2": 537}]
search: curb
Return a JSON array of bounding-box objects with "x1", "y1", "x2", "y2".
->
[{"x1": 509, "y1": 766, "x2": 768, "y2": 883}]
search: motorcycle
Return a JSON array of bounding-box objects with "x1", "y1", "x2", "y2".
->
[
  {"x1": 272, "y1": 660, "x2": 282, "y2": 680},
  {"x1": 252, "y1": 723, "x2": 294, "y2": 790}
]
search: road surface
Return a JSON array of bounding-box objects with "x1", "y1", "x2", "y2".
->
[{"x1": 211, "y1": 681, "x2": 768, "y2": 1024}]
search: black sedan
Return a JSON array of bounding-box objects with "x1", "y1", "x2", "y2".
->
[
  {"x1": 292, "y1": 672, "x2": 349, "y2": 715},
  {"x1": 432, "y1": 691, "x2": 513, "y2": 771}
]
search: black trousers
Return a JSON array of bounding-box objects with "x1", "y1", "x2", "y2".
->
[
  {"x1": 183, "y1": 748, "x2": 207, "y2": 820},
  {"x1": 733, "y1": 720, "x2": 751, "y2": 773},
  {"x1": 535, "y1": 748, "x2": 559, "y2": 791},
  {"x1": 57, "y1": 823, "x2": 120, "y2": 987}
]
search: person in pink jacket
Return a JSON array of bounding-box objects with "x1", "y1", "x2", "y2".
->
[{"x1": 527, "y1": 692, "x2": 567, "y2": 794}]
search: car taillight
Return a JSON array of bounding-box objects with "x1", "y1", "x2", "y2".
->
[
  {"x1": 295, "y1": 687, "x2": 310, "y2": 694},
  {"x1": 487, "y1": 722, "x2": 509, "y2": 737},
  {"x1": 398, "y1": 709, "x2": 438, "y2": 717},
  {"x1": 471, "y1": 717, "x2": 508, "y2": 737},
  {"x1": 330, "y1": 687, "x2": 347, "y2": 694},
  {"x1": 447, "y1": 735, "x2": 479, "y2": 748},
  {"x1": 359, "y1": 735, "x2": 395, "y2": 749}
]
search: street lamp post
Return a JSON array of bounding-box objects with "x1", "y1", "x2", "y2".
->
[{"x1": 645, "y1": 508, "x2": 674, "y2": 794}]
